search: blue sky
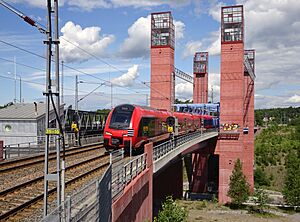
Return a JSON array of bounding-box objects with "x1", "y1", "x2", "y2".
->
[{"x1": 0, "y1": 0, "x2": 299, "y2": 110}]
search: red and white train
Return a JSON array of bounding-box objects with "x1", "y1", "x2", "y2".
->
[{"x1": 103, "y1": 104, "x2": 214, "y2": 152}]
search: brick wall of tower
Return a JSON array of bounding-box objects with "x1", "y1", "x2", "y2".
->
[
  {"x1": 150, "y1": 47, "x2": 174, "y2": 111},
  {"x1": 193, "y1": 73, "x2": 208, "y2": 103},
  {"x1": 216, "y1": 42, "x2": 246, "y2": 203}
]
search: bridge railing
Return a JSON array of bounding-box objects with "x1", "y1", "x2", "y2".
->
[
  {"x1": 153, "y1": 129, "x2": 218, "y2": 161},
  {"x1": 111, "y1": 153, "x2": 147, "y2": 202},
  {"x1": 42, "y1": 164, "x2": 112, "y2": 222}
]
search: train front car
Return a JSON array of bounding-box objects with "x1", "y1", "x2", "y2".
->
[{"x1": 104, "y1": 104, "x2": 138, "y2": 152}]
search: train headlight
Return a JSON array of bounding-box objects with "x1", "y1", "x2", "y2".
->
[{"x1": 105, "y1": 132, "x2": 112, "y2": 136}]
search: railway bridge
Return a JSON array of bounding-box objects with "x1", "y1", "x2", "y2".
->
[
  {"x1": 111, "y1": 4, "x2": 255, "y2": 221},
  {"x1": 0, "y1": 4, "x2": 255, "y2": 222}
]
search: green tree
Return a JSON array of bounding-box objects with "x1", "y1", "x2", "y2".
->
[
  {"x1": 228, "y1": 158, "x2": 250, "y2": 207},
  {"x1": 253, "y1": 188, "x2": 269, "y2": 213},
  {"x1": 283, "y1": 149, "x2": 300, "y2": 209},
  {"x1": 154, "y1": 196, "x2": 188, "y2": 222},
  {"x1": 254, "y1": 167, "x2": 270, "y2": 187}
]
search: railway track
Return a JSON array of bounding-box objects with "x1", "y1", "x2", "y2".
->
[
  {"x1": 0, "y1": 153, "x2": 110, "y2": 221},
  {"x1": 0, "y1": 144, "x2": 105, "y2": 193},
  {"x1": 0, "y1": 142, "x2": 103, "y2": 173}
]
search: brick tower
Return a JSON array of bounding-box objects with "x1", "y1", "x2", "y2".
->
[
  {"x1": 193, "y1": 52, "x2": 208, "y2": 103},
  {"x1": 150, "y1": 12, "x2": 175, "y2": 111},
  {"x1": 216, "y1": 5, "x2": 254, "y2": 203}
]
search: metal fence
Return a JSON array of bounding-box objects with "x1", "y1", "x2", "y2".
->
[
  {"x1": 3, "y1": 134, "x2": 103, "y2": 159},
  {"x1": 153, "y1": 129, "x2": 218, "y2": 161},
  {"x1": 111, "y1": 153, "x2": 147, "y2": 201},
  {"x1": 42, "y1": 164, "x2": 112, "y2": 222}
]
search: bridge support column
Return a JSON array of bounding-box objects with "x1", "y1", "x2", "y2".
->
[
  {"x1": 189, "y1": 139, "x2": 218, "y2": 195},
  {"x1": 153, "y1": 159, "x2": 183, "y2": 215},
  {"x1": 191, "y1": 153, "x2": 208, "y2": 193}
]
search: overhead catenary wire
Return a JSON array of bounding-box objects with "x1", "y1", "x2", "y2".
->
[
  {"x1": 0, "y1": 74, "x2": 94, "y2": 94},
  {"x1": 0, "y1": 0, "x2": 46, "y2": 34},
  {"x1": 0, "y1": 1, "x2": 170, "y2": 100},
  {"x1": 0, "y1": 39, "x2": 142, "y2": 95},
  {"x1": 0, "y1": 57, "x2": 45, "y2": 72},
  {"x1": 61, "y1": 36, "x2": 170, "y2": 100}
]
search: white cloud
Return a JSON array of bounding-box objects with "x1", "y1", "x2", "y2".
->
[
  {"x1": 174, "y1": 20, "x2": 185, "y2": 40},
  {"x1": 8, "y1": 0, "x2": 65, "y2": 8},
  {"x1": 112, "y1": 65, "x2": 139, "y2": 86},
  {"x1": 59, "y1": 21, "x2": 115, "y2": 63},
  {"x1": 182, "y1": 41, "x2": 202, "y2": 58},
  {"x1": 182, "y1": 30, "x2": 220, "y2": 58},
  {"x1": 111, "y1": 0, "x2": 191, "y2": 8},
  {"x1": 175, "y1": 82, "x2": 193, "y2": 100},
  {"x1": 205, "y1": 31, "x2": 220, "y2": 56},
  {"x1": 208, "y1": 72, "x2": 220, "y2": 102},
  {"x1": 287, "y1": 95, "x2": 300, "y2": 104},
  {"x1": 67, "y1": 0, "x2": 110, "y2": 11},
  {"x1": 208, "y1": 1, "x2": 225, "y2": 22},
  {"x1": 119, "y1": 15, "x2": 151, "y2": 58},
  {"x1": 119, "y1": 16, "x2": 185, "y2": 58},
  {"x1": 9, "y1": 0, "x2": 191, "y2": 10}
]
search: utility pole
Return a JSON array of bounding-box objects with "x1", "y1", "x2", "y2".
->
[
  {"x1": 61, "y1": 61, "x2": 64, "y2": 104},
  {"x1": 54, "y1": 0, "x2": 63, "y2": 209},
  {"x1": 43, "y1": 0, "x2": 61, "y2": 217},
  {"x1": 19, "y1": 76, "x2": 21, "y2": 103},
  {"x1": 111, "y1": 82, "x2": 113, "y2": 109},
  {"x1": 0, "y1": 0, "x2": 61, "y2": 217},
  {"x1": 211, "y1": 85, "x2": 214, "y2": 103},
  {"x1": 14, "y1": 56, "x2": 17, "y2": 103},
  {"x1": 75, "y1": 75, "x2": 78, "y2": 113}
]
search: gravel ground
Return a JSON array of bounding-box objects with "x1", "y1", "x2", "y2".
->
[{"x1": 178, "y1": 200, "x2": 300, "y2": 222}]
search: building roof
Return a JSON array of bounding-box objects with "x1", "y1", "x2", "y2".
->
[{"x1": 0, "y1": 102, "x2": 51, "y2": 119}]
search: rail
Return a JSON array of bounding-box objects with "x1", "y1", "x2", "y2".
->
[
  {"x1": 111, "y1": 153, "x2": 147, "y2": 201},
  {"x1": 3, "y1": 134, "x2": 103, "y2": 159}
]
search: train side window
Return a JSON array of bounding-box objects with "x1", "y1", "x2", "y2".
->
[{"x1": 138, "y1": 117, "x2": 155, "y2": 137}]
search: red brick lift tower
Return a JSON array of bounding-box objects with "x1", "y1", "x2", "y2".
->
[
  {"x1": 216, "y1": 5, "x2": 255, "y2": 203},
  {"x1": 193, "y1": 52, "x2": 209, "y2": 103},
  {"x1": 150, "y1": 12, "x2": 175, "y2": 111}
]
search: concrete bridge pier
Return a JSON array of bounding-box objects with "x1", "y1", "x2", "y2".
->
[
  {"x1": 153, "y1": 158, "x2": 183, "y2": 216},
  {"x1": 186, "y1": 138, "x2": 219, "y2": 197}
]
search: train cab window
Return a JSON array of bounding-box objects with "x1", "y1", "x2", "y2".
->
[
  {"x1": 138, "y1": 117, "x2": 155, "y2": 137},
  {"x1": 109, "y1": 105, "x2": 134, "y2": 129}
]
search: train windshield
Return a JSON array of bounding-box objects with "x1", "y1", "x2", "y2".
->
[{"x1": 109, "y1": 105, "x2": 134, "y2": 129}]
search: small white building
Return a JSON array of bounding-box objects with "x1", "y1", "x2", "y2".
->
[{"x1": 0, "y1": 102, "x2": 63, "y2": 146}]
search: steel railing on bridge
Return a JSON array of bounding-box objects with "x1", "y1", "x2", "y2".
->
[
  {"x1": 42, "y1": 164, "x2": 112, "y2": 222},
  {"x1": 153, "y1": 129, "x2": 219, "y2": 161},
  {"x1": 111, "y1": 153, "x2": 147, "y2": 201}
]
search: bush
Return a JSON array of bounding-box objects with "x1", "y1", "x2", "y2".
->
[
  {"x1": 253, "y1": 188, "x2": 269, "y2": 213},
  {"x1": 154, "y1": 196, "x2": 188, "y2": 222},
  {"x1": 283, "y1": 149, "x2": 300, "y2": 210}
]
